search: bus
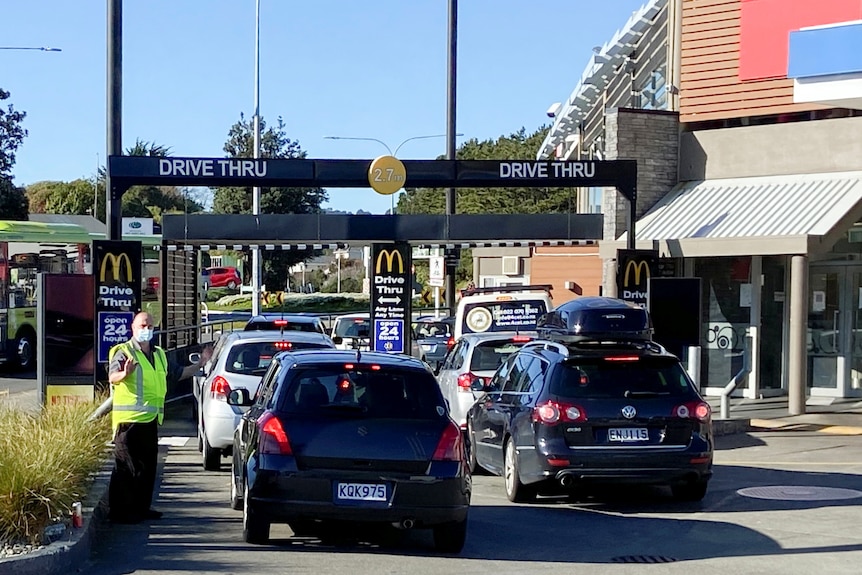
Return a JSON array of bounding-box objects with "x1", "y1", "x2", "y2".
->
[{"x1": 0, "y1": 220, "x2": 95, "y2": 371}]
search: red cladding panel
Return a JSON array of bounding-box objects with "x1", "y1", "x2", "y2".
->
[{"x1": 739, "y1": 0, "x2": 862, "y2": 81}]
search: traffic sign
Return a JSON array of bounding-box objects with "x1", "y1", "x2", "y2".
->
[
  {"x1": 368, "y1": 155, "x2": 407, "y2": 195},
  {"x1": 429, "y1": 256, "x2": 445, "y2": 282},
  {"x1": 428, "y1": 278, "x2": 444, "y2": 287}
]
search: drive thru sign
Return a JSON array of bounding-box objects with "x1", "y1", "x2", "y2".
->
[{"x1": 371, "y1": 243, "x2": 411, "y2": 354}]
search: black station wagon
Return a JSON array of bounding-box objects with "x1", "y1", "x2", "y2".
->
[{"x1": 466, "y1": 297, "x2": 713, "y2": 503}]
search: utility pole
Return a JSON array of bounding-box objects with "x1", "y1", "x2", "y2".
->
[
  {"x1": 445, "y1": 0, "x2": 458, "y2": 313},
  {"x1": 106, "y1": 0, "x2": 122, "y2": 240},
  {"x1": 251, "y1": 0, "x2": 262, "y2": 315}
]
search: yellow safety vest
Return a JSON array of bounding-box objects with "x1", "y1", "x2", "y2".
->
[{"x1": 109, "y1": 341, "x2": 168, "y2": 431}]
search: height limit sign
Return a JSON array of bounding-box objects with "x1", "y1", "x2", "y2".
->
[{"x1": 371, "y1": 242, "x2": 412, "y2": 354}]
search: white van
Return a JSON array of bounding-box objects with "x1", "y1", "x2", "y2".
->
[
  {"x1": 453, "y1": 285, "x2": 553, "y2": 340},
  {"x1": 330, "y1": 312, "x2": 371, "y2": 350}
]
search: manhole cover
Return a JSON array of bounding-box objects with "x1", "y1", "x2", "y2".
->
[
  {"x1": 737, "y1": 485, "x2": 862, "y2": 501},
  {"x1": 611, "y1": 556, "x2": 677, "y2": 564}
]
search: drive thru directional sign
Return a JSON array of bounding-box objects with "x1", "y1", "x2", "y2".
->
[{"x1": 371, "y1": 243, "x2": 411, "y2": 354}]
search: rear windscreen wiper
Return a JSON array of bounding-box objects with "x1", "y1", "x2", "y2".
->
[{"x1": 624, "y1": 390, "x2": 670, "y2": 398}]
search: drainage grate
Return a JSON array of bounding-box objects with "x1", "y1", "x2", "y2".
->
[
  {"x1": 737, "y1": 485, "x2": 862, "y2": 501},
  {"x1": 611, "y1": 555, "x2": 678, "y2": 564}
]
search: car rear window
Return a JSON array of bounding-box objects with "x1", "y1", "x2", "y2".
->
[
  {"x1": 244, "y1": 320, "x2": 320, "y2": 332},
  {"x1": 414, "y1": 321, "x2": 452, "y2": 338},
  {"x1": 462, "y1": 299, "x2": 548, "y2": 334},
  {"x1": 550, "y1": 356, "x2": 695, "y2": 399},
  {"x1": 225, "y1": 342, "x2": 329, "y2": 374},
  {"x1": 279, "y1": 366, "x2": 446, "y2": 420},
  {"x1": 334, "y1": 318, "x2": 370, "y2": 338},
  {"x1": 469, "y1": 339, "x2": 529, "y2": 372}
]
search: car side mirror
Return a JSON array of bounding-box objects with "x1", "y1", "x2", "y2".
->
[
  {"x1": 227, "y1": 388, "x2": 253, "y2": 407},
  {"x1": 332, "y1": 336, "x2": 343, "y2": 345}
]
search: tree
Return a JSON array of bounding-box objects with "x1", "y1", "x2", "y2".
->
[
  {"x1": 212, "y1": 114, "x2": 327, "y2": 288},
  {"x1": 0, "y1": 176, "x2": 28, "y2": 220},
  {"x1": 0, "y1": 88, "x2": 27, "y2": 178}
]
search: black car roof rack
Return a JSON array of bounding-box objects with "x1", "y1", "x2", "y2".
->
[{"x1": 459, "y1": 284, "x2": 553, "y2": 298}]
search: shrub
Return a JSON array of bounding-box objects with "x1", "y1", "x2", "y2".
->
[{"x1": 0, "y1": 401, "x2": 112, "y2": 545}]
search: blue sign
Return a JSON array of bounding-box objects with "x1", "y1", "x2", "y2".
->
[
  {"x1": 374, "y1": 319, "x2": 404, "y2": 354},
  {"x1": 98, "y1": 312, "x2": 134, "y2": 363}
]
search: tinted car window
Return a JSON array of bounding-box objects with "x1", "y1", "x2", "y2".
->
[
  {"x1": 245, "y1": 319, "x2": 322, "y2": 333},
  {"x1": 414, "y1": 321, "x2": 452, "y2": 338},
  {"x1": 256, "y1": 360, "x2": 283, "y2": 408},
  {"x1": 502, "y1": 356, "x2": 532, "y2": 392},
  {"x1": 225, "y1": 342, "x2": 328, "y2": 374},
  {"x1": 279, "y1": 366, "x2": 446, "y2": 420},
  {"x1": 334, "y1": 319, "x2": 370, "y2": 338},
  {"x1": 550, "y1": 356, "x2": 694, "y2": 399},
  {"x1": 468, "y1": 340, "x2": 528, "y2": 372}
]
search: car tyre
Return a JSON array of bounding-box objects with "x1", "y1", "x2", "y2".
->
[
  {"x1": 227, "y1": 280, "x2": 237, "y2": 290},
  {"x1": 504, "y1": 439, "x2": 536, "y2": 503},
  {"x1": 202, "y1": 434, "x2": 221, "y2": 471},
  {"x1": 433, "y1": 517, "x2": 467, "y2": 553},
  {"x1": 243, "y1": 478, "x2": 270, "y2": 544},
  {"x1": 230, "y1": 466, "x2": 243, "y2": 511},
  {"x1": 671, "y1": 479, "x2": 708, "y2": 502},
  {"x1": 13, "y1": 330, "x2": 36, "y2": 371}
]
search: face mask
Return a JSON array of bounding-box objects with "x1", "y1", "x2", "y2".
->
[{"x1": 135, "y1": 328, "x2": 153, "y2": 343}]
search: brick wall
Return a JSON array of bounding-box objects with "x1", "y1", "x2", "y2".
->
[{"x1": 529, "y1": 245, "x2": 603, "y2": 305}]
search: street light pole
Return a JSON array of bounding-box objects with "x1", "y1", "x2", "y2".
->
[
  {"x1": 445, "y1": 0, "x2": 458, "y2": 313},
  {"x1": 0, "y1": 46, "x2": 62, "y2": 51},
  {"x1": 251, "y1": 0, "x2": 262, "y2": 316}
]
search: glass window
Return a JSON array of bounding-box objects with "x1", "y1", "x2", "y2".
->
[
  {"x1": 469, "y1": 339, "x2": 529, "y2": 373},
  {"x1": 550, "y1": 357, "x2": 693, "y2": 399},
  {"x1": 502, "y1": 356, "x2": 531, "y2": 392},
  {"x1": 640, "y1": 66, "x2": 668, "y2": 111}
]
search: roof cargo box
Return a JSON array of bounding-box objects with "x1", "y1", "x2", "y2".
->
[{"x1": 536, "y1": 297, "x2": 653, "y2": 343}]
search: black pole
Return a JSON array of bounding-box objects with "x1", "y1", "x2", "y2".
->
[
  {"x1": 445, "y1": 0, "x2": 458, "y2": 313},
  {"x1": 107, "y1": 0, "x2": 122, "y2": 240}
]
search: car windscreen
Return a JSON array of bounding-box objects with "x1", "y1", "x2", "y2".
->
[
  {"x1": 550, "y1": 356, "x2": 695, "y2": 399},
  {"x1": 224, "y1": 342, "x2": 329, "y2": 374},
  {"x1": 279, "y1": 366, "x2": 446, "y2": 420},
  {"x1": 468, "y1": 339, "x2": 529, "y2": 372},
  {"x1": 334, "y1": 318, "x2": 370, "y2": 338},
  {"x1": 244, "y1": 320, "x2": 319, "y2": 332},
  {"x1": 462, "y1": 299, "x2": 548, "y2": 334}
]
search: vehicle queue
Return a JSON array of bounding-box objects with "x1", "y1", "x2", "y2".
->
[{"x1": 188, "y1": 287, "x2": 712, "y2": 554}]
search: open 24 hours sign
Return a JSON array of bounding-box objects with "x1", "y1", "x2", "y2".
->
[{"x1": 371, "y1": 243, "x2": 412, "y2": 354}]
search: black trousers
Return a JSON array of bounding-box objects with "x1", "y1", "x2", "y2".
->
[{"x1": 109, "y1": 419, "x2": 158, "y2": 519}]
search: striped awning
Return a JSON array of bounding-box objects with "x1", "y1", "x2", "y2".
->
[
  {"x1": 610, "y1": 171, "x2": 862, "y2": 257},
  {"x1": 154, "y1": 240, "x2": 597, "y2": 252}
]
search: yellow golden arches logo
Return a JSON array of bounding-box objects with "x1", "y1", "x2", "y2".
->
[
  {"x1": 623, "y1": 259, "x2": 650, "y2": 288},
  {"x1": 376, "y1": 249, "x2": 405, "y2": 274},
  {"x1": 100, "y1": 252, "x2": 133, "y2": 282}
]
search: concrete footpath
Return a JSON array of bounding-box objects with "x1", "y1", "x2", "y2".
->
[{"x1": 1, "y1": 395, "x2": 861, "y2": 575}]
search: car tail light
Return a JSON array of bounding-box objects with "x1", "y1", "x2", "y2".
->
[
  {"x1": 532, "y1": 400, "x2": 587, "y2": 425},
  {"x1": 446, "y1": 337, "x2": 455, "y2": 349},
  {"x1": 210, "y1": 375, "x2": 231, "y2": 401},
  {"x1": 511, "y1": 335, "x2": 532, "y2": 342},
  {"x1": 604, "y1": 356, "x2": 640, "y2": 362},
  {"x1": 432, "y1": 422, "x2": 464, "y2": 461},
  {"x1": 274, "y1": 341, "x2": 292, "y2": 350},
  {"x1": 673, "y1": 401, "x2": 711, "y2": 422},
  {"x1": 456, "y1": 372, "x2": 483, "y2": 392},
  {"x1": 258, "y1": 411, "x2": 292, "y2": 455},
  {"x1": 273, "y1": 320, "x2": 288, "y2": 326}
]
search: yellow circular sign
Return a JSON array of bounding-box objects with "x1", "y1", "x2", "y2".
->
[{"x1": 368, "y1": 155, "x2": 407, "y2": 195}]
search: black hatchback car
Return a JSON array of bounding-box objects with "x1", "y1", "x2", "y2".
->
[
  {"x1": 228, "y1": 350, "x2": 471, "y2": 551},
  {"x1": 466, "y1": 297, "x2": 713, "y2": 503},
  {"x1": 244, "y1": 313, "x2": 326, "y2": 334}
]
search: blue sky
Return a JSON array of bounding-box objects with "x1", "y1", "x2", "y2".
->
[{"x1": 3, "y1": 0, "x2": 646, "y2": 214}]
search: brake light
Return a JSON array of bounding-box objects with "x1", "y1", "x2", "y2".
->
[
  {"x1": 532, "y1": 400, "x2": 587, "y2": 425},
  {"x1": 432, "y1": 422, "x2": 464, "y2": 461},
  {"x1": 211, "y1": 376, "x2": 231, "y2": 401},
  {"x1": 258, "y1": 411, "x2": 292, "y2": 455},
  {"x1": 353, "y1": 318, "x2": 365, "y2": 323},
  {"x1": 495, "y1": 296, "x2": 513, "y2": 301},
  {"x1": 274, "y1": 341, "x2": 292, "y2": 350},
  {"x1": 446, "y1": 337, "x2": 455, "y2": 349},
  {"x1": 674, "y1": 401, "x2": 711, "y2": 422},
  {"x1": 511, "y1": 335, "x2": 532, "y2": 342},
  {"x1": 604, "y1": 356, "x2": 640, "y2": 362},
  {"x1": 273, "y1": 320, "x2": 288, "y2": 326},
  {"x1": 344, "y1": 363, "x2": 355, "y2": 369},
  {"x1": 370, "y1": 364, "x2": 381, "y2": 371},
  {"x1": 457, "y1": 372, "x2": 483, "y2": 391},
  {"x1": 337, "y1": 378, "x2": 353, "y2": 394}
]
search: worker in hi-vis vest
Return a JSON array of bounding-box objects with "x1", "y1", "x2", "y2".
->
[{"x1": 107, "y1": 312, "x2": 212, "y2": 524}]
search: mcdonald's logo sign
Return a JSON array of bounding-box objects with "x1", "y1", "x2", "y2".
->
[
  {"x1": 376, "y1": 249, "x2": 405, "y2": 274},
  {"x1": 623, "y1": 259, "x2": 650, "y2": 288},
  {"x1": 100, "y1": 252, "x2": 134, "y2": 283}
]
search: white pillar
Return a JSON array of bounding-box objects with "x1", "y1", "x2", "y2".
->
[
  {"x1": 747, "y1": 256, "x2": 762, "y2": 399},
  {"x1": 788, "y1": 255, "x2": 808, "y2": 415}
]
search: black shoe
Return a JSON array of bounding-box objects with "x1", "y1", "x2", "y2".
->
[
  {"x1": 109, "y1": 513, "x2": 143, "y2": 524},
  {"x1": 143, "y1": 509, "x2": 163, "y2": 520}
]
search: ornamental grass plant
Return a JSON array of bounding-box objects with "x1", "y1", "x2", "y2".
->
[{"x1": 0, "y1": 401, "x2": 112, "y2": 545}]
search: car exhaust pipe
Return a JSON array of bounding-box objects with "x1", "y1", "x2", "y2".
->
[
  {"x1": 400, "y1": 518, "x2": 415, "y2": 529},
  {"x1": 559, "y1": 474, "x2": 574, "y2": 488}
]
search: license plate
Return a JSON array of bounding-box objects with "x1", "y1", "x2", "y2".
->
[
  {"x1": 608, "y1": 428, "x2": 649, "y2": 442},
  {"x1": 421, "y1": 344, "x2": 436, "y2": 352},
  {"x1": 335, "y1": 482, "x2": 387, "y2": 502}
]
